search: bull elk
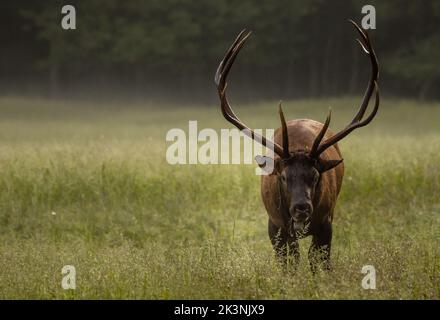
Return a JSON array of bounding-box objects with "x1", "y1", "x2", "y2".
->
[{"x1": 215, "y1": 20, "x2": 379, "y2": 271}]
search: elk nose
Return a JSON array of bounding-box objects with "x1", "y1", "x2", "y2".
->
[{"x1": 293, "y1": 202, "x2": 312, "y2": 215}]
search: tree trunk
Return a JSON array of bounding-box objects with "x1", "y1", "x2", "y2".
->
[
  {"x1": 49, "y1": 60, "x2": 60, "y2": 98},
  {"x1": 349, "y1": 42, "x2": 360, "y2": 95},
  {"x1": 418, "y1": 79, "x2": 432, "y2": 101}
]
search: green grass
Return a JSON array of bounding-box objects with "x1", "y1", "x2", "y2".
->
[{"x1": 0, "y1": 96, "x2": 439, "y2": 299}]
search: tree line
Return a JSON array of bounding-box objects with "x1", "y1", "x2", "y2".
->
[{"x1": 0, "y1": 0, "x2": 439, "y2": 103}]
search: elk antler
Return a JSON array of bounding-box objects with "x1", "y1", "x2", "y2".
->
[
  {"x1": 278, "y1": 102, "x2": 290, "y2": 159},
  {"x1": 310, "y1": 20, "x2": 380, "y2": 159},
  {"x1": 215, "y1": 30, "x2": 287, "y2": 158}
]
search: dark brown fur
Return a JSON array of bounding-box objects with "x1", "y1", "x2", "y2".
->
[{"x1": 261, "y1": 119, "x2": 344, "y2": 270}]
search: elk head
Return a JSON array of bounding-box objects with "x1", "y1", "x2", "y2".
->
[{"x1": 215, "y1": 20, "x2": 379, "y2": 236}]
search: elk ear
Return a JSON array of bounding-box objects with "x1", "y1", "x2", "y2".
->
[
  {"x1": 255, "y1": 155, "x2": 280, "y2": 176},
  {"x1": 317, "y1": 158, "x2": 343, "y2": 173}
]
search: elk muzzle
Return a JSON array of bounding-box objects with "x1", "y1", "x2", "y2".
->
[{"x1": 289, "y1": 200, "x2": 313, "y2": 237}]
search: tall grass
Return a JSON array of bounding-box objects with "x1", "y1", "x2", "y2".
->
[{"x1": 0, "y1": 97, "x2": 439, "y2": 299}]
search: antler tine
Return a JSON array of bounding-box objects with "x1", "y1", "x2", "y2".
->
[
  {"x1": 310, "y1": 108, "x2": 331, "y2": 158},
  {"x1": 349, "y1": 19, "x2": 368, "y2": 43},
  {"x1": 215, "y1": 30, "x2": 250, "y2": 89},
  {"x1": 215, "y1": 30, "x2": 250, "y2": 122},
  {"x1": 348, "y1": 20, "x2": 379, "y2": 124},
  {"x1": 215, "y1": 31, "x2": 285, "y2": 158},
  {"x1": 278, "y1": 102, "x2": 290, "y2": 158},
  {"x1": 216, "y1": 32, "x2": 251, "y2": 121}
]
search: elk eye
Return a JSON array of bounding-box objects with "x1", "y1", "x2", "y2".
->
[{"x1": 281, "y1": 175, "x2": 286, "y2": 182}]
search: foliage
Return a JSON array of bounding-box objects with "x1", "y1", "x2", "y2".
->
[{"x1": 1, "y1": 0, "x2": 439, "y2": 100}]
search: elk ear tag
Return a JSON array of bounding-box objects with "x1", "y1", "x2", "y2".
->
[
  {"x1": 317, "y1": 159, "x2": 343, "y2": 173},
  {"x1": 255, "y1": 155, "x2": 277, "y2": 175}
]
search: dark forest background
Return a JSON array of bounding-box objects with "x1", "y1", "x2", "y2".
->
[{"x1": 1, "y1": 0, "x2": 439, "y2": 104}]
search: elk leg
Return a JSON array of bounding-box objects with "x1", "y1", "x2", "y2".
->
[
  {"x1": 308, "y1": 222, "x2": 332, "y2": 273},
  {"x1": 268, "y1": 219, "x2": 300, "y2": 268}
]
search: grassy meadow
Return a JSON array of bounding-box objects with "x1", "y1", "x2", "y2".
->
[{"x1": 0, "y1": 96, "x2": 439, "y2": 299}]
